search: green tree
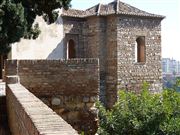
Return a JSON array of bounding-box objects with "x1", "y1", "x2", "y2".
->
[
  {"x1": 0, "y1": 0, "x2": 71, "y2": 55},
  {"x1": 96, "y1": 85, "x2": 180, "y2": 135}
]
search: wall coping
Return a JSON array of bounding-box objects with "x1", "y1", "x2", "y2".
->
[
  {"x1": 7, "y1": 83, "x2": 78, "y2": 135},
  {"x1": 7, "y1": 58, "x2": 99, "y2": 64}
]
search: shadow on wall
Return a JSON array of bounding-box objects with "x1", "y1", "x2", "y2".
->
[
  {"x1": 46, "y1": 16, "x2": 64, "y2": 60},
  {"x1": 46, "y1": 38, "x2": 64, "y2": 59}
]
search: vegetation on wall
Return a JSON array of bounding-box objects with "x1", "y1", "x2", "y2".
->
[
  {"x1": 96, "y1": 83, "x2": 180, "y2": 135},
  {"x1": 0, "y1": 0, "x2": 71, "y2": 55}
]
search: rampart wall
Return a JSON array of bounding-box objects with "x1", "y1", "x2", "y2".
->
[
  {"x1": 5, "y1": 59, "x2": 99, "y2": 134},
  {"x1": 6, "y1": 83, "x2": 78, "y2": 135}
]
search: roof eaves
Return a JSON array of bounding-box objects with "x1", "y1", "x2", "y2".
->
[
  {"x1": 61, "y1": 12, "x2": 165, "y2": 19},
  {"x1": 117, "y1": 11, "x2": 165, "y2": 19}
]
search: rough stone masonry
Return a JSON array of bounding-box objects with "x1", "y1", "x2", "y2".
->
[
  {"x1": 5, "y1": 59, "x2": 99, "y2": 134},
  {"x1": 61, "y1": 0, "x2": 164, "y2": 108},
  {"x1": 10, "y1": 0, "x2": 164, "y2": 108}
]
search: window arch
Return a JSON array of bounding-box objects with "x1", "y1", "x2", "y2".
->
[
  {"x1": 67, "y1": 39, "x2": 76, "y2": 59},
  {"x1": 135, "y1": 36, "x2": 145, "y2": 63}
]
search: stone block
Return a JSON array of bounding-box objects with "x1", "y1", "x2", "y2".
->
[
  {"x1": 86, "y1": 103, "x2": 94, "y2": 108},
  {"x1": 51, "y1": 97, "x2": 61, "y2": 106},
  {"x1": 6, "y1": 75, "x2": 19, "y2": 84},
  {"x1": 67, "y1": 111, "x2": 79, "y2": 121},
  {"x1": 90, "y1": 96, "x2": 98, "y2": 102},
  {"x1": 83, "y1": 97, "x2": 89, "y2": 103}
]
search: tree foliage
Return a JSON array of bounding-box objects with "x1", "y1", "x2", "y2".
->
[
  {"x1": 163, "y1": 76, "x2": 180, "y2": 92},
  {"x1": 0, "y1": 0, "x2": 71, "y2": 54},
  {"x1": 97, "y1": 84, "x2": 180, "y2": 135}
]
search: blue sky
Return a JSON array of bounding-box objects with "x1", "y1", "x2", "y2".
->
[{"x1": 71, "y1": 0, "x2": 180, "y2": 60}]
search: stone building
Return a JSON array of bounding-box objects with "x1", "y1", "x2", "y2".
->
[{"x1": 10, "y1": 0, "x2": 164, "y2": 108}]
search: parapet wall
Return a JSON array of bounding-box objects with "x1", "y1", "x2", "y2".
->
[
  {"x1": 6, "y1": 59, "x2": 99, "y2": 96},
  {"x1": 6, "y1": 83, "x2": 78, "y2": 135},
  {"x1": 5, "y1": 59, "x2": 99, "y2": 134}
]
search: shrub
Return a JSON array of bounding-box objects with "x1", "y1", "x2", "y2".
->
[{"x1": 96, "y1": 86, "x2": 180, "y2": 135}]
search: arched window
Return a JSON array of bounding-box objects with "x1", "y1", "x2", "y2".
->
[
  {"x1": 67, "y1": 39, "x2": 76, "y2": 59},
  {"x1": 135, "y1": 36, "x2": 145, "y2": 63}
]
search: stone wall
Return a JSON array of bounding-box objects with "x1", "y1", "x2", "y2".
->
[
  {"x1": 82, "y1": 15, "x2": 162, "y2": 108},
  {"x1": 62, "y1": 14, "x2": 163, "y2": 109},
  {"x1": 84, "y1": 15, "x2": 119, "y2": 108},
  {"x1": 85, "y1": 16, "x2": 107, "y2": 104},
  {"x1": 6, "y1": 83, "x2": 78, "y2": 135},
  {"x1": 105, "y1": 15, "x2": 118, "y2": 108},
  {"x1": 62, "y1": 16, "x2": 110, "y2": 107},
  {"x1": 63, "y1": 17, "x2": 86, "y2": 58},
  {"x1": 117, "y1": 16, "x2": 162, "y2": 93},
  {"x1": 86, "y1": 17, "x2": 100, "y2": 58},
  {"x1": 5, "y1": 59, "x2": 99, "y2": 134},
  {"x1": 11, "y1": 15, "x2": 64, "y2": 60}
]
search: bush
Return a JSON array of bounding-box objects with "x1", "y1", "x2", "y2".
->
[{"x1": 96, "y1": 85, "x2": 180, "y2": 135}]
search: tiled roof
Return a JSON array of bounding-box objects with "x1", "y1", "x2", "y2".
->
[
  {"x1": 116, "y1": 1, "x2": 164, "y2": 18},
  {"x1": 62, "y1": 8, "x2": 85, "y2": 18},
  {"x1": 86, "y1": 4, "x2": 100, "y2": 16},
  {"x1": 61, "y1": 0, "x2": 165, "y2": 19}
]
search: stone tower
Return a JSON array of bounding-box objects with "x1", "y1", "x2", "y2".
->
[
  {"x1": 61, "y1": 0, "x2": 164, "y2": 107},
  {"x1": 11, "y1": 0, "x2": 165, "y2": 108}
]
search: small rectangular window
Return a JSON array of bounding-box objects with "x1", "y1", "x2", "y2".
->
[{"x1": 136, "y1": 36, "x2": 145, "y2": 63}]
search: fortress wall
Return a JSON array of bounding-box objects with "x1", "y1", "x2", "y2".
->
[
  {"x1": 5, "y1": 59, "x2": 99, "y2": 134},
  {"x1": 105, "y1": 15, "x2": 119, "y2": 108},
  {"x1": 6, "y1": 83, "x2": 78, "y2": 135},
  {"x1": 117, "y1": 16, "x2": 162, "y2": 93},
  {"x1": 85, "y1": 16, "x2": 109, "y2": 105}
]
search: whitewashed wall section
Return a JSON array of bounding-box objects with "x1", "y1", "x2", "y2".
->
[{"x1": 11, "y1": 11, "x2": 64, "y2": 60}]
